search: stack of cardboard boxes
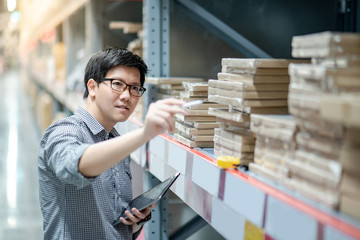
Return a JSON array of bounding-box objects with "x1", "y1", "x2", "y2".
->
[
  {"x1": 273, "y1": 31, "x2": 360, "y2": 213},
  {"x1": 146, "y1": 77, "x2": 204, "y2": 100},
  {"x1": 249, "y1": 114, "x2": 297, "y2": 183},
  {"x1": 208, "y1": 58, "x2": 300, "y2": 166},
  {"x1": 292, "y1": 31, "x2": 360, "y2": 219},
  {"x1": 174, "y1": 82, "x2": 221, "y2": 148}
]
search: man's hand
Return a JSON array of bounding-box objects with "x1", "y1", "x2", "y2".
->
[
  {"x1": 119, "y1": 204, "x2": 156, "y2": 233},
  {"x1": 142, "y1": 98, "x2": 185, "y2": 140}
]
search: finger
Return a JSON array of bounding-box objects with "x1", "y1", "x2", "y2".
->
[
  {"x1": 151, "y1": 107, "x2": 173, "y2": 120},
  {"x1": 153, "y1": 111, "x2": 175, "y2": 132},
  {"x1": 119, "y1": 217, "x2": 134, "y2": 225},
  {"x1": 149, "y1": 109, "x2": 175, "y2": 124},
  {"x1": 159, "y1": 98, "x2": 185, "y2": 106},
  {"x1": 142, "y1": 206, "x2": 153, "y2": 215},
  {"x1": 147, "y1": 105, "x2": 185, "y2": 122},
  {"x1": 155, "y1": 104, "x2": 186, "y2": 116},
  {"x1": 150, "y1": 106, "x2": 179, "y2": 126},
  {"x1": 132, "y1": 208, "x2": 147, "y2": 219},
  {"x1": 167, "y1": 117, "x2": 176, "y2": 133},
  {"x1": 150, "y1": 115, "x2": 171, "y2": 131},
  {"x1": 154, "y1": 99, "x2": 186, "y2": 113},
  {"x1": 160, "y1": 115, "x2": 175, "y2": 133},
  {"x1": 124, "y1": 210, "x2": 140, "y2": 223}
]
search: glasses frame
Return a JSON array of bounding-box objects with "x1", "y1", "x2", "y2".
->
[{"x1": 98, "y1": 78, "x2": 146, "y2": 97}]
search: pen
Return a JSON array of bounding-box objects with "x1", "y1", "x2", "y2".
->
[{"x1": 182, "y1": 100, "x2": 204, "y2": 108}]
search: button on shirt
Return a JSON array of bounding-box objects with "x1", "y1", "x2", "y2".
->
[{"x1": 38, "y1": 107, "x2": 140, "y2": 240}]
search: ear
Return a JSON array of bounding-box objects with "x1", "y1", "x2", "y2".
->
[{"x1": 87, "y1": 78, "x2": 97, "y2": 98}]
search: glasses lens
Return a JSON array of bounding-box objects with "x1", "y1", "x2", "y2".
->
[
  {"x1": 136, "y1": 87, "x2": 146, "y2": 97},
  {"x1": 109, "y1": 79, "x2": 145, "y2": 97},
  {"x1": 111, "y1": 80, "x2": 126, "y2": 92},
  {"x1": 128, "y1": 86, "x2": 139, "y2": 97}
]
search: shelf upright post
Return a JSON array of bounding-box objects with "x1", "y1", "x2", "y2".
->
[
  {"x1": 85, "y1": 0, "x2": 104, "y2": 57},
  {"x1": 161, "y1": 0, "x2": 170, "y2": 78},
  {"x1": 143, "y1": 0, "x2": 170, "y2": 239},
  {"x1": 142, "y1": 0, "x2": 170, "y2": 112},
  {"x1": 63, "y1": 18, "x2": 78, "y2": 82},
  {"x1": 143, "y1": 171, "x2": 170, "y2": 240},
  {"x1": 62, "y1": 5, "x2": 86, "y2": 114}
]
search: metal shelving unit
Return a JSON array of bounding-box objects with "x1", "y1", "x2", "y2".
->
[
  {"x1": 21, "y1": 0, "x2": 360, "y2": 239},
  {"x1": 138, "y1": 0, "x2": 360, "y2": 239}
]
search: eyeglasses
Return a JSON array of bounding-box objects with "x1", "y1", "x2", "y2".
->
[{"x1": 98, "y1": 78, "x2": 146, "y2": 97}]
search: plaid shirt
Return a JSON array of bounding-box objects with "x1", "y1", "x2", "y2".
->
[{"x1": 38, "y1": 107, "x2": 141, "y2": 240}]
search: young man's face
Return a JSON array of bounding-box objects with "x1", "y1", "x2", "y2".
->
[{"x1": 92, "y1": 65, "x2": 142, "y2": 129}]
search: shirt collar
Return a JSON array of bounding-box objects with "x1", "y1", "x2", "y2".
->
[{"x1": 75, "y1": 107, "x2": 119, "y2": 137}]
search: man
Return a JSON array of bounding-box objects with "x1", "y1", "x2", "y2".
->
[{"x1": 38, "y1": 47, "x2": 185, "y2": 239}]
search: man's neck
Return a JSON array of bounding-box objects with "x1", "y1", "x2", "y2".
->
[{"x1": 84, "y1": 101, "x2": 114, "y2": 133}]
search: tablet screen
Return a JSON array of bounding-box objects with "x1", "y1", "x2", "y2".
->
[{"x1": 113, "y1": 172, "x2": 180, "y2": 225}]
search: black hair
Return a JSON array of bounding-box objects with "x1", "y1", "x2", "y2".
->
[{"x1": 83, "y1": 46, "x2": 148, "y2": 98}]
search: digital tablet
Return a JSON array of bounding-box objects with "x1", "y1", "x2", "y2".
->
[{"x1": 113, "y1": 172, "x2": 180, "y2": 225}]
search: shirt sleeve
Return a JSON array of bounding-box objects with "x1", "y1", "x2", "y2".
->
[
  {"x1": 42, "y1": 121, "x2": 95, "y2": 188},
  {"x1": 132, "y1": 226, "x2": 144, "y2": 240},
  {"x1": 132, "y1": 212, "x2": 152, "y2": 239}
]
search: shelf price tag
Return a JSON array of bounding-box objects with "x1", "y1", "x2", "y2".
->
[{"x1": 244, "y1": 220, "x2": 264, "y2": 240}]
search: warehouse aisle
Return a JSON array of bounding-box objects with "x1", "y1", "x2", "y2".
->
[{"x1": 0, "y1": 68, "x2": 43, "y2": 239}]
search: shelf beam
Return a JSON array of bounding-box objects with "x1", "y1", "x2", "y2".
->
[
  {"x1": 176, "y1": 0, "x2": 272, "y2": 58},
  {"x1": 169, "y1": 215, "x2": 207, "y2": 240}
]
